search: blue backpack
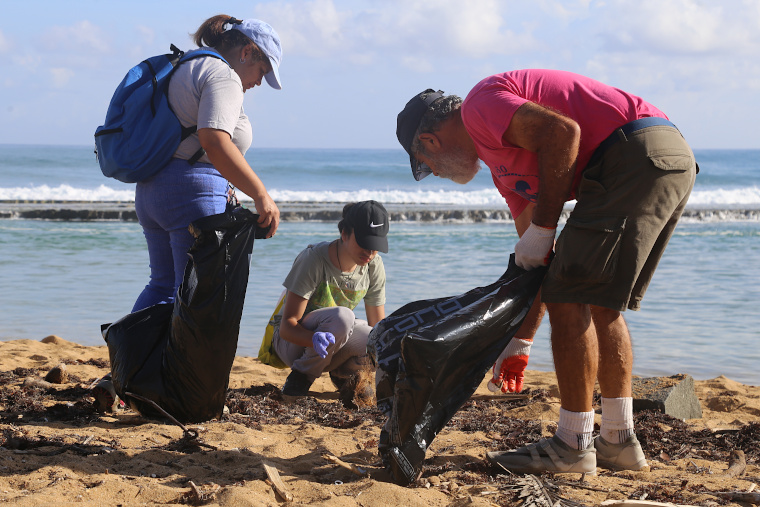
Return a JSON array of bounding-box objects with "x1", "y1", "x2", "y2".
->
[{"x1": 95, "y1": 45, "x2": 228, "y2": 183}]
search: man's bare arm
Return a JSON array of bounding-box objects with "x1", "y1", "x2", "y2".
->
[{"x1": 502, "y1": 102, "x2": 580, "y2": 229}]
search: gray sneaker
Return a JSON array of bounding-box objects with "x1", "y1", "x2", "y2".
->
[
  {"x1": 595, "y1": 435, "x2": 649, "y2": 471},
  {"x1": 486, "y1": 435, "x2": 597, "y2": 475}
]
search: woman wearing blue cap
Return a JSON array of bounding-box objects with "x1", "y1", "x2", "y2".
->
[
  {"x1": 260, "y1": 201, "x2": 390, "y2": 407},
  {"x1": 132, "y1": 15, "x2": 284, "y2": 312}
]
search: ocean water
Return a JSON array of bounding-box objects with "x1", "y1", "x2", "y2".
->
[
  {"x1": 1, "y1": 145, "x2": 759, "y2": 385},
  {"x1": 2, "y1": 145, "x2": 759, "y2": 209}
]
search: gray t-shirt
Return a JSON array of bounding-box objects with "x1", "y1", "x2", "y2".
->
[
  {"x1": 279, "y1": 241, "x2": 386, "y2": 321},
  {"x1": 168, "y1": 48, "x2": 252, "y2": 164}
]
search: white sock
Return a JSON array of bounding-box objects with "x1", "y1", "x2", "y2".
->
[
  {"x1": 601, "y1": 397, "x2": 634, "y2": 444},
  {"x1": 555, "y1": 408, "x2": 595, "y2": 450}
]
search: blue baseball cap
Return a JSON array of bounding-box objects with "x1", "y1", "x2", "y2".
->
[{"x1": 233, "y1": 19, "x2": 282, "y2": 89}]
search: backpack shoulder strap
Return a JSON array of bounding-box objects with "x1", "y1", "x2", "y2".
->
[
  {"x1": 178, "y1": 48, "x2": 229, "y2": 67},
  {"x1": 171, "y1": 47, "x2": 231, "y2": 165}
]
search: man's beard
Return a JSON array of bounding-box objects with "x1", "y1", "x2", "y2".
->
[{"x1": 435, "y1": 150, "x2": 481, "y2": 184}]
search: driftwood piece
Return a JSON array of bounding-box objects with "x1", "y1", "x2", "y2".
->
[
  {"x1": 715, "y1": 491, "x2": 760, "y2": 503},
  {"x1": 600, "y1": 500, "x2": 693, "y2": 506},
  {"x1": 550, "y1": 478, "x2": 609, "y2": 493},
  {"x1": 185, "y1": 480, "x2": 220, "y2": 504},
  {"x1": 323, "y1": 454, "x2": 368, "y2": 476},
  {"x1": 723, "y1": 449, "x2": 746, "y2": 478},
  {"x1": 474, "y1": 393, "x2": 530, "y2": 401},
  {"x1": 22, "y1": 377, "x2": 54, "y2": 389},
  {"x1": 263, "y1": 461, "x2": 293, "y2": 502},
  {"x1": 187, "y1": 481, "x2": 202, "y2": 503}
]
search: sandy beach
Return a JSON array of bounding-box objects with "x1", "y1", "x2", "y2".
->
[{"x1": 1, "y1": 336, "x2": 758, "y2": 506}]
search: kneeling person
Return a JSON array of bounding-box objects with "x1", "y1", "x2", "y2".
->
[{"x1": 272, "y1": 201, "x2": 389, "y2": 399}]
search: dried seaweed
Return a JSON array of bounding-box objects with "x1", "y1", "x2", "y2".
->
[
  {"x1": 225, "y1": 384, "x2": 384, "y2": 429},
  {"x1": 420, "y1": 466, "x2": 590, "y2": 507},
  {"x1": 0, "y1": 428, "x2": 113, "y2": 456},
  {"x1": 61, "y1": 358, "x2": 110, "y2": 369},
  {"x1": 0, "y1": 368, "x2": 41, "y2": 386},
  {"x1": 42, "y1": 385, "x2": 91, "y2": 402},
  {"x1": 635, "y1": 410, "x2": 760, "y2": 463},
  {"x1": 12, "y1": 367, "x2": 40, "y2": 378},
  {"x1": 630, "y1": 483, "x2": 689, "y2": 504},
  {"x1": 2, "y1": 360, "x2": 760, "y2": 507},
  {"x1": 0, "y1": 385, "x2": 47, "y2": 414},
  {"x1": 225, "y1": 385, "x2": 550, "y2": 439},
  {"x1": 0, "y1": 383, "x2": 99, "y2": 423},
  {"x1": 446, "y1": 390, "x2": 547, "y2": 452}
]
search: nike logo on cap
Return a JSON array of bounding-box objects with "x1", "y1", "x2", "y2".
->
[{"x1": 370, "y1": 222, "x2": 384, "y2": 228}]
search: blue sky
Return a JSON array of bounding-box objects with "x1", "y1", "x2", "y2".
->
[{"x1": 1, "y1": 0, "x2": 759, "y2": 150}]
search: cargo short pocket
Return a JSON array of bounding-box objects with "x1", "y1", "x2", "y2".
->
[
  {"x1": 554, "y1": 215, "x2": 626, "y2": 284},
  {"x1": 648, "y1": 150, "x2": 694, "y2": 172},
  {"x1": 635, "y1": 126, "x2": 695, "y2": 172}
]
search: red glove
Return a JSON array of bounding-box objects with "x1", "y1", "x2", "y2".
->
[{"x1": 488, "y1": 337, "x2": 533, "y2": 393}]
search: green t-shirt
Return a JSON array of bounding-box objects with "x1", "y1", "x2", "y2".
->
[{"x1": 274, "y1": 241, "x2": 386, "y2": 327}]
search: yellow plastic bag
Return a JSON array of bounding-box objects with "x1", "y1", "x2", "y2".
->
[{"x1": 258, "y1": 290, "x2": 288, "y2": 369}]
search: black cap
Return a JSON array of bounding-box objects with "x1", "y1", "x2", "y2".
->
[
  {"x1": 346, "y1": 200, "x2": 389, "y2": 253},
  {"x1": 396, "y1": 89, "x2": 445, "y2": 181}
]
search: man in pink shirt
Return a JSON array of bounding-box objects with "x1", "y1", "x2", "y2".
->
[{"x1": 396, "y1": 69, "x2": 697, "y2": 475}]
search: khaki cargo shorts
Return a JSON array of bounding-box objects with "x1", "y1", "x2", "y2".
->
[{"x1": 541, "y1": 125, "x2": 697, "y2": 311}]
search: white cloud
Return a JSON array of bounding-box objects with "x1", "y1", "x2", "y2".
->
[
  {"x1": 577, "y1": 0, "x2": 760, "y2": 120},
  {"x1": 255, "y1": 0, "x2": 349, "y2": 58},
  {"x1": 395, "y1": 0, "x2": 506, "y2": 55},
  {"x1": 379, "y1": 0, "x2": 542, "y2": 59},
  {"x1": 135, "y1": 25, "x2": 155, "y2": 47},
  {"x1": 0, "y1": 30, "x2": 10, "y2": 53},
  {"x1": 596, "y1": 0, "x2": 760, "y2": 55},
  {"x1": 50, "y1": 67, "x2": 74, "y2": 88},
  {"x1": 536, "y1": 0, "x2": 594, "y2": 23},
  {"x1": 255, "y1": 0, "x2": 541, "y2": 67},
  {"x1": 122, "y1": 24, "x2": 160, "y2": 62},
  {"x1": 401, "y1": 55, "x2": 435, "y2": 73},
  {"x1": 11, "y1": 52, "x2": 42, "y2": 71},
  {"x1": 39, "y1": 20, "x2": 110, "y2": 55},
  {"x1": 0, "y1": 0, "x2": 756, "y2": 148}
]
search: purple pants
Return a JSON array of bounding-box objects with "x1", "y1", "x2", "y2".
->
[{"x1": 132, "y1": 158, "x2": 228, "y2": 312}]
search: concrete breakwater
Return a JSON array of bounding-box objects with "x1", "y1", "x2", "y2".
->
[{"x1": 1, "y1": 201, "x2": 759, "y2": 222}]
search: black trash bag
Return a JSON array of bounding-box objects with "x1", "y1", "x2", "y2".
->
[
  {"x1": 102, "y1": 206, "x2": 269, "y2": 423},
  {"x1": 367, "y1": 254, "x2": 546, "y2": 485}
]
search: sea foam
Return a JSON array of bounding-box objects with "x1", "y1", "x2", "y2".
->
[{"x1": 1, "y1": 184, "x2": 759, "y2": 209}]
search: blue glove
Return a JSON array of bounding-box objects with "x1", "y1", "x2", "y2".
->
[{"x1": 312, "y1": 331, "x2": 335, "y2": 359}]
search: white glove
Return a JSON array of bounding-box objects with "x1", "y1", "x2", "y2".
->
[{"x1": 515, "y1": 222, "x2": 556, "y2": 270}]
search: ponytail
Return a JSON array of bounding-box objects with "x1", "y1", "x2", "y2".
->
[
  {"x1": 192, "y1": 14, "x2": 266, "y2": 62},
  {"x1": 338, "y1": 202, "x2": 356, "y2": 236}
]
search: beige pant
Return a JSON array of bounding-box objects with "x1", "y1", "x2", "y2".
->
[
  {"x1": 542, "y1": 124, "x2": 697, "y2": 311},
  {"x1": 272, "y1": 306, "x2": 372, "y2": 381}
]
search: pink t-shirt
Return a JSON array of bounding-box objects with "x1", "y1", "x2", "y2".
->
[{"x1": 461, "y1": 69, "x2": 667, "y2": 218}]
